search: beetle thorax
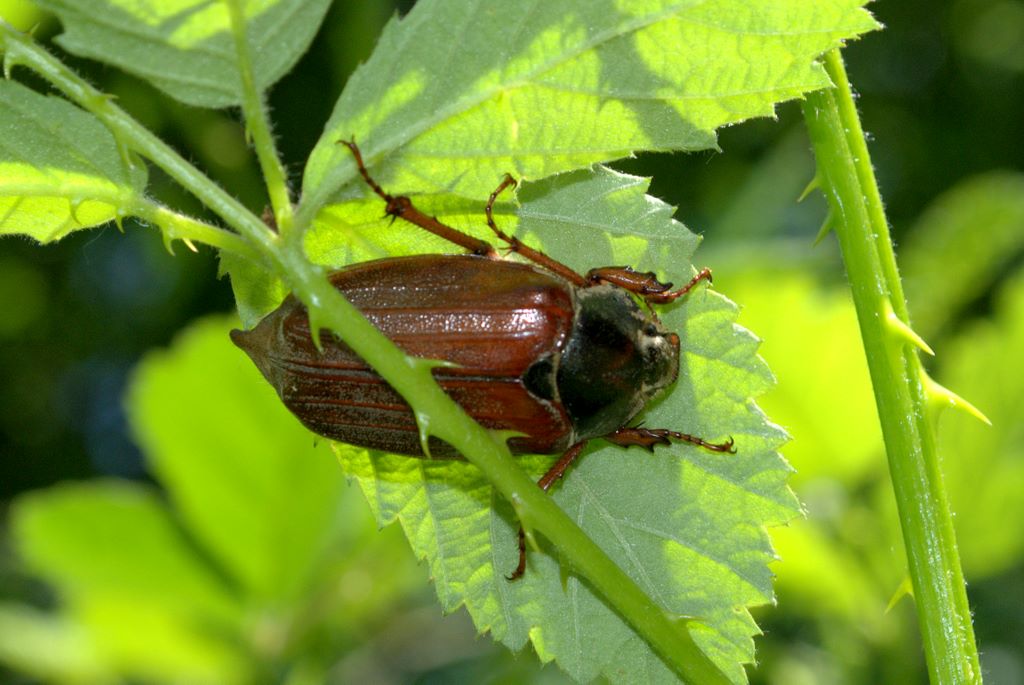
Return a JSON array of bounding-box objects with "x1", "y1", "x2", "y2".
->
[{"x1": 553, "y1": 284, "x2": 681, "y2": 441}]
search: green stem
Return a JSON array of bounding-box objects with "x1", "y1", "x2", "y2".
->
[
  {"x1": 802, "y1": 50, "x2": 981, "y2": 684},
  {"x1": 0, "y1": 22, "x2": 278, "y2": 255},
  {"x1": 0, "y1": 22, "x2": 729, "y2": 683},
  {"x1": 223, "y1": 0, "x2": 294, "y2": 236},
  {"x1": 0, "y1": 180, "x2": 255, "y2": 259},
  {"x1": 130, "y1": 199, "x2": 263, "y2": 262}
]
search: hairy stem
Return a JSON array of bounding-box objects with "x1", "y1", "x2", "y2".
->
[
  {"x1": 223, "y1": 0, "x2": 294, "y2": 236},
  {"x1": 130, "y1": 199, "x2": 262, "y2": 262},
  {"x1": 802, "y1": 49, "x2": 981, "y2": 684}
]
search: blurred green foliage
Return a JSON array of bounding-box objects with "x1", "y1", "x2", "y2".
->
[
  {"x1": 2, "y1": 316, "x2": 569, "y2": 683},
  {"x1": 1, "y1": 0, "x2": 1022, "y2": 683}
]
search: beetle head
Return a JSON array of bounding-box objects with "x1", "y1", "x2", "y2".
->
[
  {"x1": 557, "y1": 285, "x2": 681, "y2": 441},
  {"x1": 636, "y1": 318, "x2": 680, "y2": 395}
]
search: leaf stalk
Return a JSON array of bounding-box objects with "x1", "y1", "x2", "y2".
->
[{"x1": 223, "y1": 0, "x2": 294, "y2": 236}]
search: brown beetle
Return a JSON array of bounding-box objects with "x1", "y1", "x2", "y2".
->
[{"x1": 232, "y1": 141, "x2": 734, "y2": 579}]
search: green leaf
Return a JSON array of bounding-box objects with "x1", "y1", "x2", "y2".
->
[
  {"x1": 938, "y1": 272, "x2": 1024, "y2": 579},
  {"x1": 300, "y1": 0, "x2": 878, "y2": 223},
  {"x1": 219, "y1": 249, "x2": 290, "y2": 349},
  {"x1": 336, "y1": 168, "x2": 798, "y2": 684},
  {"x1": 126, "y1": 316, "x2": 347, "y2": 603},
  {"x1": 1, "y1": 317, "x2": 405, "y2": 683},
  {"x1": 725, "y1": 268, "x2": 882, "y2": 486},
  {"x1": 516, "y1": 165, "x2": 700, "y2": 270},
  {"x1": 901, "y1": 172, "x2": 1024, "y2": 340},
  {"x1": 0, "y1": 79, "x2": 146, "y2": 241},
  {"x1": 0, "y1": 604, "x2": 109, "y2": 682},
  {"x1": 35, "y1": 0, "x2": 332, "y2": 108},
  {"x1": 721, "y1": 266, "x2": 891, "y2": 629},
  {"x1": 12, "y1": 481, "x2": 250, "y2": 684}
]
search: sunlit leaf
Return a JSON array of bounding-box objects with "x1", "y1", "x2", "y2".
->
[
  {"x1": 0, "y1": 604, "x2": 109, "y2": 682},
  {"x1": 722, "y1": 267, "x2": 896, "y2": 645},
  {"x1": 12, "y1": 481, "x2": 250, "y2": 684},
  {"x1": 0, "y1": 79, "x2": 146, "y2": 241},
  {"x1": 35, "y1": 0, "x2": 332, "y2": 108},
  {"x1": 902, "y1": 172, "x2": 1024, "y2": 339},
  {"x1": 126, "y1": 316, "x2": 347, "y2": 603},
  {"x1": 726, "y1": 269, "x2": 881, "y2": 485},
  {"x1": 301, "y1": 0, "x2": 878, "y2": 223},
  {"x1": 336, "y1": 168, "x2": 798, "y2": 684}
]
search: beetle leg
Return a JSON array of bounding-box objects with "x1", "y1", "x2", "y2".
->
[
  {"x1": 604, "y1": 426, "x2": 736, "y2": 454},
  {"x1": 508, "y1": 440, "x2": 589, "y2": 581},
  {"x1": 482, "y1": 174, "x2": 590, "y2": 288},
  {"x1": 485, "y1": 173, "x2": 518, "y2": 235},
  {"x1": 586, "y1": 265, "x2": 669, "y2": 295},
  {"x1": 645, "y1": 267, "x2": 713, "y2": 305},
  {"x1": 341, "y1": 139, "x2": 498, "y2": 257},
  {"x1": 586, "y1": 266, "x2": 713, "y2": 305}
]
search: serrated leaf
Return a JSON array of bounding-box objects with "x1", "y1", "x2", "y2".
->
[
  {"x1": 335, "y1": 168, "x2": 797, "y2": 684},
  {"x1": 0, "y1": 79, "x2": 146, "y2": 241},
  {"x1": 721, "y1": 267, "x2": 888, "y2": 628},
  {"x1": 35, "y1": 0, "x2": 332, "y2": 108},
  {"x1": 517, "y1": 165, "x2": 701, "y2": 270},
  {"x1": 300, "y1": 0, "x2": 878, "y2": 220}
]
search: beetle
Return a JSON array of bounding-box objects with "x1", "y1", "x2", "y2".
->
[{"x1": 232, "y1": 141, "x2": 735, "y2": 579}]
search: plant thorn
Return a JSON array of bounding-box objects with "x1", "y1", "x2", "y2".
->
[
  {"x1": 797, "y1": 174, "x2": 820, "y2": 202},
  {"x1": 813, "y1": 210, "x2": 834, "y2": 245},
  {"x1": 922, "y1": 373, "x2": 991, "y2": 426},
  {"x1": 2, "y1": 53, "x2": 16, "y2": 80},
  {"x1": 306, "y1": 311, "x2": 325, "y2": 352},
  {"x1": 160, "y1": 231, "x2": 177, "y2": 256},
  {"x1": 414, "y1": 410, "x2": 435, "y2": 460},
  {"x1": 886, "y1": 575, "x2": 914, "y2": 613},
  {"x1": 883, "y1": 304, "x2": 934, "y2": 356}
]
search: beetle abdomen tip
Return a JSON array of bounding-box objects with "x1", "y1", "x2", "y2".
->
[
  {"x1": 230, "y1": 325, "x2": 271, "y2": 365},
  {"x1": 229, "y1": 327, "x2": 247, "y2": 347}
]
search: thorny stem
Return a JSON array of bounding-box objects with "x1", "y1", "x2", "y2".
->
[
  {"x1": 802, "y1": 50, "x2": 982, "y2": 684},
  {"x1": 130, "y1": 198, "x2": 261, "y2": 261},
  {"x1": 0, "y1": 22, "x2": 731, "y2": 684}
]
